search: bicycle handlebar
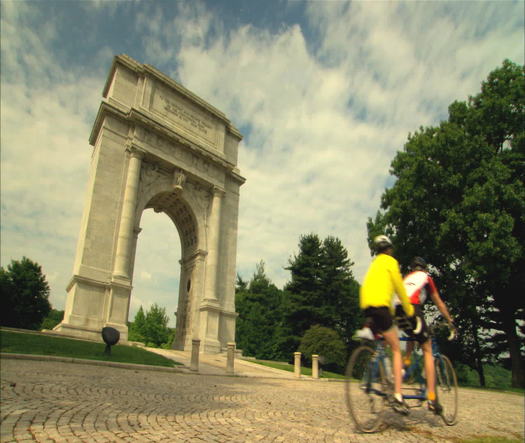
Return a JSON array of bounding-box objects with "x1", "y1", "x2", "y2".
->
[{"x1": 430, "y1": 321, "x2": 457, "y2": 341}]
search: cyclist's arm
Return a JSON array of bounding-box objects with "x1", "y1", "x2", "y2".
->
[
  {"x1": 391, "y1": 264, "x2": 414, "y2": 317},
  {"x1": 428, "y1": 279, "x2": 453, "y2": 324}
]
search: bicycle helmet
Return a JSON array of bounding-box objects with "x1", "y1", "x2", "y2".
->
[
  {"x1": 411, "y1": 256, "x2": 427, "y2": 270},
  {"x1": 373, "y1": 235, "x2": 393, "y2": 253}
]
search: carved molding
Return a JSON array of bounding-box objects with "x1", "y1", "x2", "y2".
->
[
  {"x1": 139, "y1": 161, "x2": 171, "y2": 200},
  {"x1": 133, "y1": 126, "x2": 225, "y2": 184}
]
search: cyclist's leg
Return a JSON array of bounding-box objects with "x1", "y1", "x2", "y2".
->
[
  {"x1": 382, "y1": 326, "x2": 402, "y2": 395},
  {"x1": 393, "y1": 304, "x2": 415, "y2": 366},
  {"x1": 421, "y1": 338, "x2": 435, "y2": 399},
  {"x1": 405, "y1": 340, "x2": 414, "y2": 366},
  {"x1": 383, "y1": 326, "x2": 409, "y2": 414}
]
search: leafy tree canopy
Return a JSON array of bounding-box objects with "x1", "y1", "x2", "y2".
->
[
  {"x1": 129, "y1": 304, "x2": 171, "y2": 347},
  {"x1": 368, "y1": 59, "x2": 524, "y2": 387},
  {"x1": 0, "y1": 257, "x2": 51, "y2": 330}
]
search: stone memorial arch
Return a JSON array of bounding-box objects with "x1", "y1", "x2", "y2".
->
[{"x1": 54, "y1": 55, "x2": 245, "y2": 353}]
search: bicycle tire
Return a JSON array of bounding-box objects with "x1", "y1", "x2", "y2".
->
[
  {"x1": 345, "y1": 345, "x2": 388, "y2": 433},
  {"x1": 435, "y1": 354, "x2": 458, "y2": 425}
]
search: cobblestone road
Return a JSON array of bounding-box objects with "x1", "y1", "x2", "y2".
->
[{"x1": 1, "y1": 358, "x2": 523, "y2": 442}]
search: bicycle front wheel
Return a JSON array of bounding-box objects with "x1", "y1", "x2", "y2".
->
[
  {"x1": 435, "y1": 355, "x2": 458, "y2": 425},
  {"x1": 345, "y1": 345, "x2": 387, "y2": 433}
]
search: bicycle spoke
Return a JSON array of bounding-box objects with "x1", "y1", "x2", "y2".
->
[
  {"x1": 345, "y1": 346, "x2": 387, "y2": 433},
  {"x1": 435, "y1": 355, "x2": 458, "y2": 425}
]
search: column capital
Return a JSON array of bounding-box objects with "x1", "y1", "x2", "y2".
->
[
  {"x1": 180, "y1": 249, "x2": 208, "y2": 266},
  {"x1": 211, "y1": 186, "x2": 226, "y2": 198},
  {"x1": 127, "y1": 145, "x2": 146, "y2": 159}
]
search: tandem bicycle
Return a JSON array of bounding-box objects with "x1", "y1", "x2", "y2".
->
[{"x1": 344, "y1": 322, "x2": 458, "y2": 433}]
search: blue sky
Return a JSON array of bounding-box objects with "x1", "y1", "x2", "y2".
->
[{"x1": 1, "y1": 0, "x2": 523, "y2": 327}]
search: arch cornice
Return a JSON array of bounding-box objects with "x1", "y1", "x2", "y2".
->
[
  {"x1": 102, "y1": 54, "x2": 242, "y2": 139},
  {"x1": 89, "y1": 102, "x2": 246, "y2": 188}
]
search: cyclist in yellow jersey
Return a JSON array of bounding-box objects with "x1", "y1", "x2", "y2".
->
[{"x1": 358, "y1": 235, "x2": 419, "y2": 414}]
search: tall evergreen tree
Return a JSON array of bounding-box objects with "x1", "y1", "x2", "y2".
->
[
  {"x1": 282, "y1": 234, "x2": 361, "y2": 354},
  {"x1": 320, "y1": 236, "x2": 362, "y2": 346},
  {"x1": 284, "y1": 234, "x2": 324, "y2": 343},
  {"x1": 129, "y1": 306, "x2": 147, "y2": 341},
  {"x1": 235, "y1": 261, "x2": 284, "y2": 360}
]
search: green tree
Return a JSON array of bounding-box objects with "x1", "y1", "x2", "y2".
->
[
  {"x1": 298, "y1": 325, "x2": 347, "y2": 372},
  {"x1": 128, "y1": 306, "x2": 146, "y2": 342},
  {"x1": 368, "y1": 60, "x2": 524, "y2": 387},
  {"x1": 162, "y1": 328, "x2": 177, "y2": 350},
  {"x1": 143, "y1": 303, "x2": 170, "y2": 347},
  {"x1": 320, "y1": 236, "x2": 362, "y2": 347},
  {"x1": 283, "y1": 234, "x2": 325, "y2": 351},
  {"x1": 0, "y1": 257, "x2": 51, "y2": 330},
  {"x1": 128, "y1": 304, "x2": 171, "y2": 347},
  {"x1": 235, "y1": 261, "x2": 285, "y2": 360},
  {"x1": 282, "y1": 234, "x2": 361, "y2": 355},
  {"x1": 41, "y1": 309, "x2": 64, "y2": 330}
]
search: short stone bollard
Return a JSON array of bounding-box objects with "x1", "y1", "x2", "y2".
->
[
  {"x1": 294, "y1": 352, "x2": 301, "y2": 378},
  {"x1": 226, "y1": 342, "x2": 235, "y2": 375},
  {"x1": 190, "y1": 339, "x2": 200, "y2": 372},
  {"x1": 312, "y1": 354, "x2": 319, "y2": 379}
]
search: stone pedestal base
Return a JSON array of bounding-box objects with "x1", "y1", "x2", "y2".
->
[{"x1": 54, "y1": 275, "x2": 130, "y2": 342}]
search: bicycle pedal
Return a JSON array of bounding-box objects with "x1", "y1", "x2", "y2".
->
[
  {"x1": 427, "y1": 400, "x2": 443, "y2": 415},
  {"x1": 388, "y1": 396, "x2": 409, "y2": 415},
  {"x1": 392, "y1": 403, "x2": 410, "y2": 415}
]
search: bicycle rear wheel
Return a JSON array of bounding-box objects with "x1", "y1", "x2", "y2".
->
[
  {"x1": 435, "y1": 355, "x2": 458, "y2": 425},
  {"x1": 345, "y1": 345, "x2": 388, "y2": 433}
]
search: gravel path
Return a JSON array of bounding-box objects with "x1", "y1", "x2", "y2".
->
[{"x1": 1, "y1": 358, "x2": 523, "y2": 442}]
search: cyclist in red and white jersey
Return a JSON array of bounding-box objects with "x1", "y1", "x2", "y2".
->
[{"x1": 394, "y1": 257, "x2": 455, "y2": 414}]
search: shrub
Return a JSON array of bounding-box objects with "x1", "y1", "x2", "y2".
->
[
  {"x1": 40, "y1": 309, "x2": 64, "y2": 330},
  {"x1": 299, "y1": 325, "x2": 347, "y2": 372}
]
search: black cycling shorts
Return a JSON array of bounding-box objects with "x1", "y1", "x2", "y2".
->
[
  {"x1": 363, "y1": 306, "x2": 394, "y2": 335},
  {"x1": 395, "y1": 304, "x2": 429, "y2": 344}
]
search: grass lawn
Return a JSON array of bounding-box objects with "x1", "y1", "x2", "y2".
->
[
  {"x1": 0, "y1": 329, "x2": 180, "y2": 368},
  {"x1": 249, "y1": 359, "x2": 345, "y2": 379}
]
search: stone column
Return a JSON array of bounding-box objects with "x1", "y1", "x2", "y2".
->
[
  {"x1": 226, "y1": 342, "x2": 235, "y2": 375},
  {"x1": 294, "y1": 352, "x2": 301, "y2": 378},
  {"x1": 312, "y1": 354, "x2": 319, "y2": 379},
  {"x1": 204, "y1": 187, "x2": 224, "y2": 301},
  {"x1": 113, "y1": 147, "x2": 144, "y2": 279},
  {"x1": 190, "y1": 339, "x2": 200, "y2": 372}
]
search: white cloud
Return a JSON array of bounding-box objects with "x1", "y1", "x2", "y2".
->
[
  {"x1": 136, "y1": 0, "x2": 523, "y2": 286},
  {"x1": 0, "y1": 3, "x2": 104, "y2": 310},
  {"x1": 139, "y1": 271, "x2": 152, "y2": 281},
  {"x1": 1, "y1": 0, "x2": 523, "y2": 323}
]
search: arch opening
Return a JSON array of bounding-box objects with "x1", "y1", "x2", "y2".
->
[
  {"x1": 134, "y1": 191, "x2": 200, "y2": 350},
  {"x1": 130, "y1": 209, "x2": 181, "y2": 332}
]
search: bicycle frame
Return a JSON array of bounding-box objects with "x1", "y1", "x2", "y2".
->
[
  {"x1": 366, "y1": 335, "x2": 445, "y2": 402},
  {"x1": 361, "y1": 340, "x2": 389, "y2": 398},
  {"x1": 346, "y1": 323, "x2": 458, "y2": 431}
]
